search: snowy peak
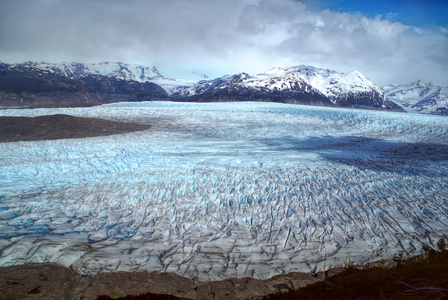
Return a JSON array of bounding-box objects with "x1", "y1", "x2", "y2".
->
[
  {"x1": 250, "y1": 65, "x2": 384, "y2": 100},
  {"x1": 414, "y1": 79, "x2": 426, "y2": 87},
  {"x1": 261, "y1": 65, "x2": 336, "y2": 79},
  {"x1": 279, "y1": 66, "x2": 398, "y2": 110},
  {"x1": 384, "y1": 81, "x2": 448, "y2": 115},
  {"x1": 230, "y1": 72, "x2": 251, "y2": 84},
  {"x1": 260, "y1": 66, "x2": 380, "y2": 97},
  {"x1": 345, "y1": 70, "x2": 370, "y2": 85}
]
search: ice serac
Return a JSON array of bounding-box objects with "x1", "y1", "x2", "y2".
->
[
  {"x1": 172, "y1": 65, "x2": 403, "y2": 111},
  {"x1": 0, "y1": 63, "x2": 169, "y2": 107},
  {"x1": 384, "y1": 80, "x2": 448, "y2": 116}
]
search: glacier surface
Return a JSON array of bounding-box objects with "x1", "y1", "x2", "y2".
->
[{"x1": 0, "y1": 102, "x2": 447, "y2": 281}]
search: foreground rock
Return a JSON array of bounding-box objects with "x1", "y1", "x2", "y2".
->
[
  {"x1": 0, "y1": 263, "x2": 343, "y2": 300},
  {"x1": 0, "y1": 114, "x2": 150, "y2": 142},
  {"x1": 2, "y1": 251, "x2": 444, "y2": 299}
]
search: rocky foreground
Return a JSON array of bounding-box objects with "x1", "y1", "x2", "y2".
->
[
  {"x1": 0, "y1": 114, "x2": 150, "y2": 142},
  {"x1": 0, "y1": 262, "x2": 344, "y2": 300},
  {"x1": 3, "y1": 249, "x2": 447, "y2": 300}
]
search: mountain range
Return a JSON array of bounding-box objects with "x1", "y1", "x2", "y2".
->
[
  {"x1": 384, "y1": 80, "x2": 448, "y2": 116},
  {"x1": 15, "y1": 61, "x2": 206, "y2": 93},
  {"x1": 172, "y1": 66, "x2": 401, "y2": 110},
  {"x1": 0, "y1": 63, "x2": 169, "y2": 107},
  {"x1": 1, "y1": 61, "x2": 446, "y2": 115}
]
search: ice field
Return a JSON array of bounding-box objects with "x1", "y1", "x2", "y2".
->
[{"x1": 1, "y1": 102, "x2": 448, "y2": 281}]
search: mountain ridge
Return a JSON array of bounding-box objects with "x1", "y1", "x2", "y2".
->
[
  {"x1": 384, "y1": 80, "x2": 448, "y2": 116},
  {"x1": 0, "y1": 61, "x2": 416, "y2": 112},
  {"x1": 172, "y1": 65, "x2": 403, "y2": 111},
  {"x1": 171, "y1": 72, "x2": 334, "y2": 106},
  {"x1": 0, "y1": 63, "x2": 169, "y2": 107},
  {"x1": 15, "y1": 61, "x2": 206, "y2": 93}
]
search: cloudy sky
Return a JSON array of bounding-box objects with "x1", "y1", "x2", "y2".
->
[{"x1": 1, "y1": 0, "x2": 447, "y2": 85}]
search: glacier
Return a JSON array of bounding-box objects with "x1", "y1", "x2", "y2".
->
[{"x1": 0, "y1": 102, "x2": 447, "y2": 281}]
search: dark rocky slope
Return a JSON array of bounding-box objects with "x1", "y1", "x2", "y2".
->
[
  {"x1": 0, "y1": 263, "x2": 341, "y2": 300},
  {"x1": 0, "y1": 63, "x2": 168, "y2": 107},
  {"x1": 0, "y1": 114, "x2": 150, "y2": 142}
]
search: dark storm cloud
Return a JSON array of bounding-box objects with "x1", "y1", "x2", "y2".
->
[{"x1": 0, "y1": 0, "x2": 447, "y2": 85}]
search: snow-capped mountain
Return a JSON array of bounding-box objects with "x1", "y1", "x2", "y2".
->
[
  {"x1": 8, "y1": 61, "x2": 415, "y2": 112},
  {"x1": 172, "y1": 66, "x2": 403, "y2": 111},
  {"x1": 0, "y1": 63, "x2": 168, "y2": 107},
  {"x1": 267, "y1": 66, "x2": 398, "y2": 109},
  {"x1": 171, "y1": 71, "x2": 333, "y2": 106},
  {"x1": 16, "y1": 62, "x2": 206, "y2": 93},
  {"x1": 17, "y1": 61, "x2": 165, "y2": 82},
  {"x1": 384, "y1": 80, "x2": 448, "y2": 116}
]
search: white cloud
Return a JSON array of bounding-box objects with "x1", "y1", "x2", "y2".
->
[{"x1": 0, "y1": 0, "x2": 447, "y2": 85}]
